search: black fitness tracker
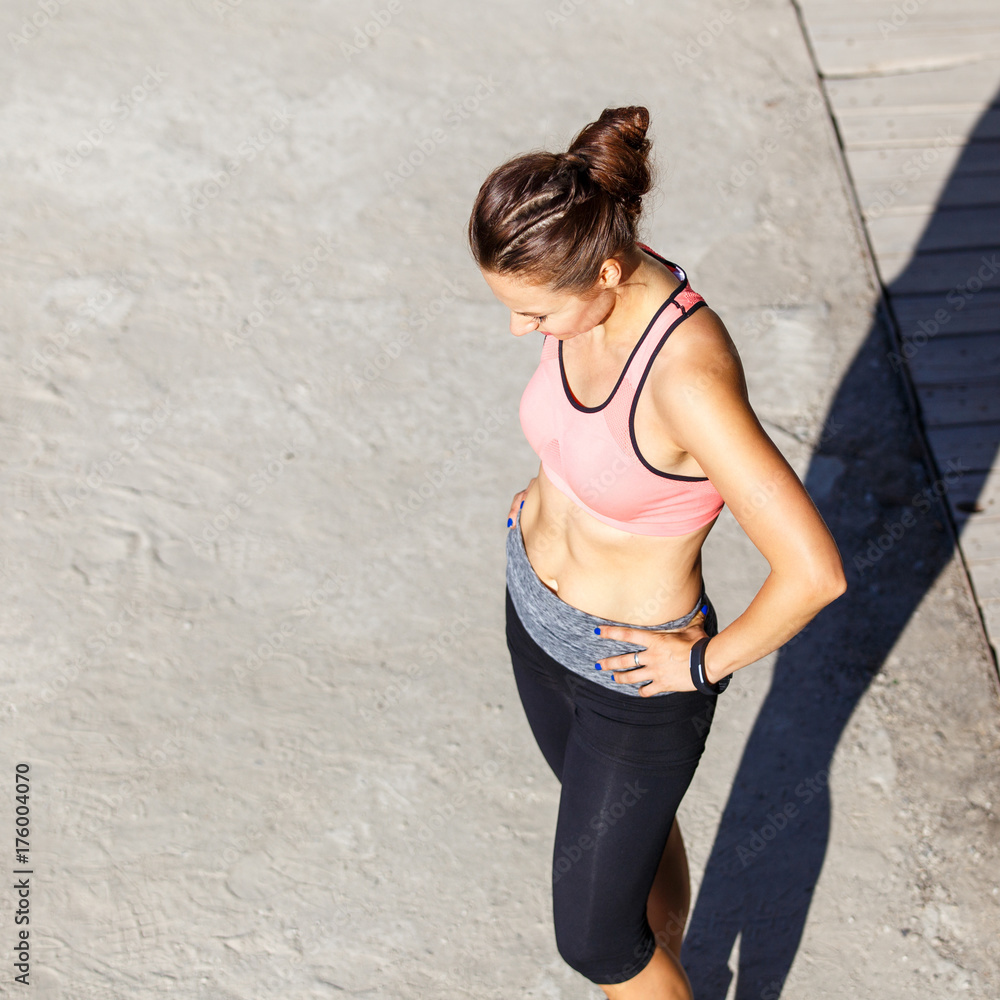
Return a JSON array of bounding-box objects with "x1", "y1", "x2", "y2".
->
[{"x1": 689, "y1": 637, "x2": 730, "y2": 695}]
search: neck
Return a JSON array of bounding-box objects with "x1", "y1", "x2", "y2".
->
[{"x1": 589, "y1": 246, "x2": 660, "y2": 349}]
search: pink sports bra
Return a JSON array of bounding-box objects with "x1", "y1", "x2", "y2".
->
[{"x1": 518, "y1": 245, "x2": 725, "y2": 537}]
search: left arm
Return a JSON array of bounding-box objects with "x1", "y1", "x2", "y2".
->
[
  {"x1": 669, "y1": 307, "x2": 847, "y2": 684},
  {"x1": 600, "y1": 307, "x2": 846, "y2": 693}
]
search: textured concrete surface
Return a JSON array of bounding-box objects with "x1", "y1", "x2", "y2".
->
[{"x1": 1, "y1": 1, "x2": 998, "y2": 998}]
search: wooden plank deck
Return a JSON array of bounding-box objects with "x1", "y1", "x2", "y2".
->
[
  {"x1": 916, "y1": 384, "x2": 1000, "y2": 427},
  {"x1": 798, "y1": 0, "x2": 1000, "y2": 77},
  {"x1": 797, "y1": 1, "x2": 1000, "y2": 653},
  {"x1": 893, "y1": 291, "x2": 1000, "y2": 337},
  {"x1": 866, "y1": 206, "x2": 1000, "y2": 256},
  {"x1": 836, "y1": 109, "x2": 1000, "y2": 149},
  {"x1": 906, "y1": 334, "x2": 1000, "y2": 383}
]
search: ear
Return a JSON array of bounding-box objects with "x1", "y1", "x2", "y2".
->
[{"x1": 597, "y1": 257, "x2": 625, "y2": 289}]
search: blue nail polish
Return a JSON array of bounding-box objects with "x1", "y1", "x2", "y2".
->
[
  {"x1": 594, "y1": 627, "x2": 600, "y2": 634},
  {"x1": 520, "y1": 500, "x2": 524, "y2": 508},
  {"x1": 700, "y1": 604, "x2": 708, "y2": 615},
  {"x1": 594, "y1": 663, "x2": 602, "y2": 670},
  {"x1": 507, "y1": 518, "x2": 513, "y2": 527}
]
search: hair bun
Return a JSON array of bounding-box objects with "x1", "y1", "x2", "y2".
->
[
  {"x1": 566, "y1": 106, "x2": 652, "y2": 216},
  {"x1": 557, "y1": 151, "x2": 590, "y2": 173},
  {"x1": 602, "y1": 106, "x2": 651, "y2": 151},
  {"x1": 468, "y1": 106, "x2": 654, "y2": 293}
]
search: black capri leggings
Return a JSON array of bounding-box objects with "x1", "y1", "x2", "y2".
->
[{"x1": 505, "y1": 585, "x2": 720, "y2": 986}]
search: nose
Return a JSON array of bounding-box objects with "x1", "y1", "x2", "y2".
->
[{"x1": 510, "y1": 314, "x2": 539, "y2": 336}]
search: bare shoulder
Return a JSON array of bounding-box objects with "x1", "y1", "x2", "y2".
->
[{"x1": 648, "y1": 304, "x2": 749, "y2": 415}]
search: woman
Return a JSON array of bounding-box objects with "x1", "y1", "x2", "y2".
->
[{"x1": 468, "y1": 106, "x2": 846, "y2": 999}]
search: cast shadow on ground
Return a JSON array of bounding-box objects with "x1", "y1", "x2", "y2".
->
[{"x1": 682, "y1": 91, "x2": 1000, "y2": 999}]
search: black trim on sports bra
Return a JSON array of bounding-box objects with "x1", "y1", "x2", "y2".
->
[
  {"x1": 629, "y1": 299, "x2": 710, "y2": 481},
  {"x1": 557, "y1": 248, "x2": 689, "y2": 414}
]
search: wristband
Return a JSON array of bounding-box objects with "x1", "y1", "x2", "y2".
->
[{"x1": 689, "y1": 637, "x2": 730, "y2": 695}]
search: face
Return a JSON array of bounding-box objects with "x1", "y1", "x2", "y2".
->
[{"x1": 480, "y1": 266, "x2": 619, "y2": 339}]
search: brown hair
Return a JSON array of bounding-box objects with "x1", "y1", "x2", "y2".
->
[{"x1": 467, "y1": 106, "x2": 653, "y2": 294}]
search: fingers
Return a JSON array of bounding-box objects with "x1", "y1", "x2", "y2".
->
[
  {"x1": 506, "y1": 484, "x2": 532, "y2": 527},
  {"x1": 599, "y1": 656, "x2": 649, "y2": 678},
  {"x1": 507, "y1": 493, "x2": 523, "y2": 526},
  {"x1": 594, "y1": 628, "x2": 697, "y2": 693}
]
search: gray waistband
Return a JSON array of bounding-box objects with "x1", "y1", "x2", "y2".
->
[{"x1": 505, "y1": 505, "x2": 708, "y2": 697}]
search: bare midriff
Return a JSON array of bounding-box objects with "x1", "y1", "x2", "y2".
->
[{"x1": 519, "y1": 463, "x2": 717, "y2": 625}]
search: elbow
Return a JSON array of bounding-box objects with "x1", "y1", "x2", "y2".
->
[
  {"x1": 808, "y1": 559, "x2": 847, "y2": 609},
  {"x1": 823, "y1": 567, "x2": 848, "y2": 604},
  {"x1": 788, "y1": 551, "x2": 846, "y2": 611}
]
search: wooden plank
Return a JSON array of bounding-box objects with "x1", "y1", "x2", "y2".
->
[
  {"x1": 893, "y1": 291, "x2": 1000, "y2": 337},
  {"x1": 916, "y1": 383, "x2": 1000, "y2": 427},
  {"x1": 876, "y1": 249, "x2": 1000, "y2": 291},
  {"x1": 845, "y1": 143, "x2": 1000, "y2": 192},
  {"x1": 827, "y1": 58, "x2": 1000, "y2": 112},
  {"x1": 798, "y1": 0, "x2": 1000, "y2": 77},
  {"x1": 980, "y1": 599, "x2": 1000, "y2": 646},
  {"x1": 946, "y1": 469, "x2": 992, "y2": 513},
  {"x1": 839, "y1": 109, "x2": 1000, "y2": 150},
  {"x1": 958, "y1": 516, "x2": 1000, "y2": 561},
  {"x1": 857, "y1": 173, "x2": 1000, "y2": 215},
  {"x1": 805, "y1": 13, "x2": 1000, "y2": 36},
  {"x1": 927, "y1": 423, "x2": 1000, "y2": 473},
  {"x1": 906, "y1": 334, "x2": 1000, "y2": 382},
  {"x1": 905, "y1": 334, "x2": 1000, "y2": 382},
  {"x1": 800, "y1": 0, "x2": 1000, "y2": 22},
  {"x1": 811, "y1": 37, "x2": 1000, "y2": 80},
  {"x1": 966, "y1": 559, "x2": 1000, "y2": 598},
  {"x1": 866, "y1": 207, "x2": 1000, "y2": 256},
  {"x1": 844, "y1": 145, "x2": 1000, "y2": 219},
  {"x1": 948, "y1": 466, "x2": 1000, "y2": 523}
]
